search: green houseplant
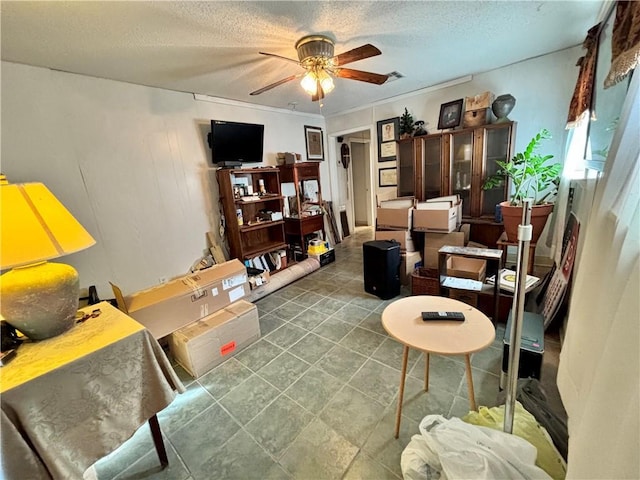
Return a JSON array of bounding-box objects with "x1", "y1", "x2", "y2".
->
[
  {"x1": 482, "y1": 129, "x2": 562, "y2": 242},
  {"x1": 399, "y1": 108, "x2": 415, "y2": 139}
]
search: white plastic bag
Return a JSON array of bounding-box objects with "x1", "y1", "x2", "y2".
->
[{"x1": 401, "y1": 415, "x2": 551, "y2": 480}]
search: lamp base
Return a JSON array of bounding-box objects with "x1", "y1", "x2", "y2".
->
[{"x1": 0, "y1": 262, "x2": 80, "y2": 340}]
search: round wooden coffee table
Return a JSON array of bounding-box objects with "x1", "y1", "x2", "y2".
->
[{"x1": 382, "y1": 296, "x2": 495, "y2": 438}]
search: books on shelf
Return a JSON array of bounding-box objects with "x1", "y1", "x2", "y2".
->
[{"x1": 487, "y1": 269, "x2": 541, "y2": 293}]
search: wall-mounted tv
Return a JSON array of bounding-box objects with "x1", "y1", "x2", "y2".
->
[{"x1": 208, "y1": 120, "x2": 264, "y2": 165}]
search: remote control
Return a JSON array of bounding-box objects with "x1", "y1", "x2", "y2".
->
[{"x1": 422, "y1": 311, "x2": 465, "y2": 321}]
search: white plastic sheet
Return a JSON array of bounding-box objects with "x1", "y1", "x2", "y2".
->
[{"x1": 401, "y1": 415, "x2": 551, "y2": 480}]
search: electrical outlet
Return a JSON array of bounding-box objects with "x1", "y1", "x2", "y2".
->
[{"x1": 158, "y1": 276, "x2": 168, "y2": 284}]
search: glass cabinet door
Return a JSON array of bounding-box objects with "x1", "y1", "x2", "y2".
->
[
  {"x1": 481, "y1": 126, "x2": 511, "y2": 216},
  {"x1": 421, "y1": 136, "x2": 442, "y2": 200},
  {"x1": 450, "y1": 131, "x2": 473, "y2": 217},
  {"x1": 397, "y1": 139, "x2": 414, "y2": 197}
]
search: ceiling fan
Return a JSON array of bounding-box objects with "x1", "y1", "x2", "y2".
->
[{"x1": 250, "y1": 35, "x2": 389, "y2": 101}]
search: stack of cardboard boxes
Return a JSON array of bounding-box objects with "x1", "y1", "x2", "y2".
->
[
  {"x1": 111, "y1": 259, "x2": 261, "y2": 378},
  {"x1": 374, "y1": 195, "x2": 488, "y2": 298},
  {"x1": 374, "y1": 197, "x2": 422, "y2": 286}
]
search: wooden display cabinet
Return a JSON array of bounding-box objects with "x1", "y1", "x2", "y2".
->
[
  {"x1": 216, "y1": 167, "x2": 286, "y2": 262},
  {"x1": 279, "y1": 162, "x2": 325, "y2": 259},
  {"x1": 396, "y1": 138, "x2": 416, "y2": 198},
  {"x1": 397, "y1": 122, "x2": 516, "y2": 247}
]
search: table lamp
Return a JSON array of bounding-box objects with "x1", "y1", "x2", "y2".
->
[{"x1": 0, "y1": 180, "x2": 96, "y2": 340}]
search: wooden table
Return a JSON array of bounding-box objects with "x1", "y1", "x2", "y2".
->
[
  {"x1": 381, "y1": 296, "x2": 495, "y2": 438},
  {"x1": 1, "y1": 302, "x2": 185, "y2": 479}
]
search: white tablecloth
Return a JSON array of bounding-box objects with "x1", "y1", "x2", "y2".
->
[{"x1": 1, "y1": 302, "x2": 184, "y2": 480}]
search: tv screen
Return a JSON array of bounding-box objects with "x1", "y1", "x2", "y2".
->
[{"x1": 209, "y1": 120, "x2": 264, "y2": 164}]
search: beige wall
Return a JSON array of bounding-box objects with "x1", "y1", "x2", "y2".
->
[{"x1": 1, "y1": 62, "x2": 327, "y2": 298}]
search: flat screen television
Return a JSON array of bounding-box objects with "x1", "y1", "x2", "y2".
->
[{"x1": 208, "y1": 120, "x2": 264, "y2": 165}]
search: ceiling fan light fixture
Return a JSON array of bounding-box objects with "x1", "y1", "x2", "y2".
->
[
  {"x1": 318, "y1": 69, "x2": 335, "y2": 94},
  {"x1": 301, "y1": 72, "x2": 318, "y2": 95}
]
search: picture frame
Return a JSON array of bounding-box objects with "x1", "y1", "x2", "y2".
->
[
  {"x1": 378, "y1": 167, "x2": 397, "y2": 187},
  {"x1": 377, "y1": 117, "x2": 400, "y2": 162},
  {"x1": 304, "y1": 125, "x2": 324, "y2": 161},
  {"x1": 437, "y1": 99, "x2": 464, "y2": 130}
]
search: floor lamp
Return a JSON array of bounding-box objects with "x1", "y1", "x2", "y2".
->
[
  {"x1": 504, "y1": 198, "x2": 533, "y2": 433},
  {"x1": 0, "y1": 181, "x2": 95, "y2": 340}
]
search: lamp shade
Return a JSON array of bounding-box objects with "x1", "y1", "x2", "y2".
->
[{"x1": 1, "y1": 183, "x2": 96, "y2": 270}]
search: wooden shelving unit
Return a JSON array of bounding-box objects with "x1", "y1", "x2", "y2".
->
[
  {"x1": 217, "y1": 167, "x2": 286, "y2": 263},
  {"x1": 438, "y1": 245, "x2": 503, "y2": 322},
  {"x1": 279, "y1": 162, "x2": 325, "y2": 259}
]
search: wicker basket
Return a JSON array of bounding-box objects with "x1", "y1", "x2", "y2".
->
[{"x1": 411, "y1": 267, "x2": 440, "y2": 296}]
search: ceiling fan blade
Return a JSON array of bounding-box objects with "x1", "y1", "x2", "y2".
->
[
  {"x1": 332, "y1": 44, "x2": 381, "y2": 66},
  {"x1": 311, "y1": 80, "x2": 325, "y2": 102},
  {"x1": 334, "y1": 68, "x2": 388, "y2": 85},
  {"x1": 250, "y1": 74, "x2": 302, "y2": 96},
  {"x1": 258, "y1": 52, "x2": 301, "y2": 65}
]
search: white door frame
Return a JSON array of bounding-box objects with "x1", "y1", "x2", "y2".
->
[
  {"x1": 327, "y1": 125, "x2": 376, "y2": 237},
  {"x1": 348, "y1": 137, "x2": 372, "y2": 227}
]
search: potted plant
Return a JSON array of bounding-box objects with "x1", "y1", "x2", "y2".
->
[
  {"x1": 399, "y1": 108, "x2": 414, "y2": 139},
  {"x1": 482, "y1": 128, "x2": 562, "y2": 243}
]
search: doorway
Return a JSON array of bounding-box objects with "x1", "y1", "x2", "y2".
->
[
  {"x1": 350, "y1": 140, "x2": 371, "y2": 226},
  {"x1": 327, "y1": 127, "x2": 375, "y2": 239}
]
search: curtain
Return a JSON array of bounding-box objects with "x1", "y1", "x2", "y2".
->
[
  {"x1": 604, "y1": 1, "x2": 640, "y2": 88},
  {"x1": 557, "y1": 68, "x2": 639, "y2": 479},
  {"x1": 566, "y1": 24, "x2": 601, "y2": 129}
]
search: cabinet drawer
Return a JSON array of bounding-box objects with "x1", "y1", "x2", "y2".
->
[{"x1": 448, "y1": 290, "x2": 478, "y2": 307}]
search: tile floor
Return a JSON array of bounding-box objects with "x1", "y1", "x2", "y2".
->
[{"x1": 94, "y1": 227, "x2": 563, "y2": 480}]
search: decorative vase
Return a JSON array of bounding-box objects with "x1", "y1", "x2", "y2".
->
[
  {"x1": 492, "y1": 94, "x2": 516, "y2": 123},
  {"x1": 1, "y1": 262, "x2": 79, "y2": 340},
  {"x1": 500, "y1": 201, "x2": 554, "y2": 243}
]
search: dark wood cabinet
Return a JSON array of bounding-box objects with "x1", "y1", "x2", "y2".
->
[
  {"x1": 397, "y1": 138, "x2": 416, "y2": 197},
  {"x1": 217, "y1": 167, "x2": 286, "y2": 261},
  {"x1": 397, "y1": 122, "x2": 516, "y2": 247},
  {"x1": 279, "y1": 162, "x2": 325, "y2": 258}
]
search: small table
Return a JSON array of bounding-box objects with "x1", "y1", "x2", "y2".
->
[
  {"x1": 1, "y1": 302, "x2": 185, "y2": 479},
  {"x1": 382, "y1": 296, "x2": 495, "y2": 438}
]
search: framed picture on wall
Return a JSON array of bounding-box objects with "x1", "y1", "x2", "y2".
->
[
  {"x1": 378, "y1": 167, "x2": 397, "y2": 187},
  {"x1": 437, "y1": 99, "x2": 463, "y2": 130},
  {"x1": 304, "y1": 125, "x2": 324, "y2": 160},
  {"x1": 377, "y1": 117, "x2": 399, "y2": 162}
]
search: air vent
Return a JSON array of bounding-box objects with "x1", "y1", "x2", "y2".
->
[{"x1": 385, "y1": 71, "x2": 404, "y2": 83}]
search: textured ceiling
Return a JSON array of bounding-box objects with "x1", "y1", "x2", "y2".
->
[{"x1": 1, "y1": 1, "x2": 603, "y2": 116}]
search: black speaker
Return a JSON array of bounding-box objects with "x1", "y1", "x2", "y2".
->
[{"x1": 363, "y1": 240, "x2": 401, "y2": 300}]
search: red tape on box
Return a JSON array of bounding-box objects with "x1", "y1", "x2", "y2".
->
[{"x1": 220, "y1": 341, "x2": 236, "y2": 356}]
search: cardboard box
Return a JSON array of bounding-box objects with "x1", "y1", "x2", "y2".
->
[
  {"x1": 376, "y1": 207, "x2": 413, "y2": 230},
  {"x1": 465, "y1": 92, "x2": 494, "y2": 111},
  {"x1": 400, "y1": 251, "x2": 423, "y2": 286},
  {"x1": 169, "y1": 300, "x2": 260, "y2": 378},
  {"x1": 423, "y1": 231, "x2": 465, "y2": 268},
  {"x1": 414, "y1": 201, "x2": 458, "y2": 233},
  {"x1": 375, "y1": 229, "x2": 416, "y2": 252},
  {"x1": 463, "y1": 108, "x2": 491, "y2": 128},
  {"x1": 459, "y1": 223, "x2": 471, "y2": 245},
  {"x1": 247, "y1": 267, "x2": 270, "y2": 290},
  {"x1": 111, "y1": 259, "x2": 249, "y2": 339},
  {"x1": 379, "y1": 197, "x2": 414, "y2": 209},
  {"x1": 309, "y1": 248, "x2": 336, "y2": 266},
  {"x1": 446, "y1": 256, "x2": 487, "y2": 281},
  {"x1": 427, "y1": 195, "x2": 462, "y2": 227},
  {"x1": 376, "y1": 197, "x2": 414, "y2": 229}
]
